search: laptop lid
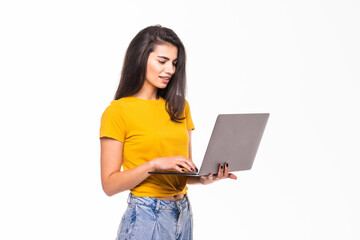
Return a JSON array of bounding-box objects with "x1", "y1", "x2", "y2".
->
[{"x1": 149, "y1": 113, "x2": 269, "y2": 176}]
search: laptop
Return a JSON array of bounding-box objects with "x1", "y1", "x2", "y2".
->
[{"x1": 149, "y1": 113, "x2": 269, "y2": 176}]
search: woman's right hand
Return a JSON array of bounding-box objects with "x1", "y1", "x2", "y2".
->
[{"x1": 152, "y1": 156, "x2": 198, "y2": 173}]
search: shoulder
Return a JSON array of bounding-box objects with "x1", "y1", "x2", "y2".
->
[
  {"x1": 184, "y1": 99, "x2": 190, "y2": 106},
  {"x1": 184, "y1": 99, "x2": 191, "y2": 112},
  {"x1": 102, "y1": 98, "x2": 132, "y2": 118},
  {"x1": 105, "y1": 97, "x2": 135, "y2": 110}
]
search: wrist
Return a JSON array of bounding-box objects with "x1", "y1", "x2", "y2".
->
[
  {"x1": 148, "y1": 158, "x2": 158, "y2": 172},
  {"x1": 187, "y1": 176, "x2": 202, "y2": 185}
]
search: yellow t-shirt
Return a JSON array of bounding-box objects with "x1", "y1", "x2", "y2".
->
[{"x1": 99, "y1": 96, "x2": 195, "y2": 197}]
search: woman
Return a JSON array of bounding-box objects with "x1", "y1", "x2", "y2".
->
[{"x1": 100, "y1": 25, "x2": 237, "y2": 240}]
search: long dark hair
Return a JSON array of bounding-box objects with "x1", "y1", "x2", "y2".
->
[{"x1": 114, "y1": 25, "x2": 187, "y2": 123}]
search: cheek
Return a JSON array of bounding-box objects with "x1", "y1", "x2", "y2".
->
[{"x1": 147, "y1": 61, "x2": 162, "y2": 78}]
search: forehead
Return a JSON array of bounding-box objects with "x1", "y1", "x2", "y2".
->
[{"x1": 151, "y1": 43, "x2": 178, "y2": 60}]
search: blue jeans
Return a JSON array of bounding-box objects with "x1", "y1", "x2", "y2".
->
[{"x1": 116, "y1": 193, "x2": 193, "y2": 240}]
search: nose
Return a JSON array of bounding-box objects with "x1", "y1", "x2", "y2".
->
[{"x1": 164, "y1": 62, "x2": 175, "y2": 75}]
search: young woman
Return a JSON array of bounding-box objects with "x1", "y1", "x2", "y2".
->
[{"x1": 100, "y1": 25, "x2": 237, "y2": 240}]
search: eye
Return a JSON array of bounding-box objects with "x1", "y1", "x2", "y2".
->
[
  {"x1": 158, "y1": 61, "x2": 166, "y2": 64},
  {"x1": 173, "y1": 62, "x2": 177, "y2": 67}
]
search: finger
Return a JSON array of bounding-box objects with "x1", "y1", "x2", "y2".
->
[
  {"x1": 177, "y1": 159, "x2": 196, "y2": 173},
  {"x1": 184, "y1": 157, "x2": 198, "y2": 172},
  {"x1": 228, "y1": 173, "x2": 237, "y2": 180},
  {"x1": 224, "y1": 162, "x2": 229, "y2": 177},
  {"x1": 174, "y1": 165, "x2": 186, "y2": 173},
  {"x1": 186, "y1": 159, "x2": 198, "y2": 173},
  {"x1": 177, "y1": 156, "x2": 198, "y2": 172},
  {"x1": 172, "y1": 157, "x2": 192, "y2": 172},
  {"x1": 170, "y1": 157, "x2": 188, "y2": 172},
  {"x1": 217, "y1": 164, "x2": 224, "y2": 178}
]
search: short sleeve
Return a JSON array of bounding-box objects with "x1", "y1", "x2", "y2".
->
[
  {"x1": 184, "y1": 100, "x2": 195, "y2": 130},
  {"x1": 99, "y1": 103, "x2": 126, "y2": 142}
]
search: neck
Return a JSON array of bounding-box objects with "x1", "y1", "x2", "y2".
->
[{"x1": 133, "y1": 82, "x2": 158, "y2": 100}]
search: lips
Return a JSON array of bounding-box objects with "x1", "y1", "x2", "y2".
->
[
  {"x1": 159, "y1": 76, "x2": 171, "y2": 81},
  {"x1": 159, "y1": 76, "x2": 171, "y2": 83}
]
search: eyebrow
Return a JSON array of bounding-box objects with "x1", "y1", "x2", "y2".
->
[{"x1": 157, "y1": 56, "x2": 178, "y2": 62}]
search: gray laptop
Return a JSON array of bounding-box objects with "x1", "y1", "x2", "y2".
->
[{"x1": 149, "y1": 113, "x2": 269, "y2": 176}]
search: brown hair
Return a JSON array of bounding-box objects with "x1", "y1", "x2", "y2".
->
[{"x1": 114, "y1": 25, "x2": 187, "y2": 123}]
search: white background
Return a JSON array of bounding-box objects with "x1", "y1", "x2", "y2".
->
[{"x1": 1, "y1": 0, "x2": 359, "y2": 239}]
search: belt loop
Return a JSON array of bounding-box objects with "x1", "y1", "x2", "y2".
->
[
  {"x1": 186, "y1": 195, "x2": 190, "y2": 209},
  {"x1": 155, "y1": 198, "x2": 161, "y2": 212},
  {"x1": 127, "y1": 193, "x2": 131, "y2": 204},
  {"x1": 176, "y1": 200, "x2": 181, "y2": 211}
]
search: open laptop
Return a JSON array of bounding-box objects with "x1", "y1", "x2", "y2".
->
[{"x1": 149, "y1": 113, "x2": 269, "y2": 176}]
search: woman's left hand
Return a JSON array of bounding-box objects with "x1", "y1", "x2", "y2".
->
[{"x1": 199, "y1": 163, "x2": 237, "y2": 185}]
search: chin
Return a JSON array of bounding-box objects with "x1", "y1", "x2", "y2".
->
[{"x1": 156, "y1": 83, "x2": 168, "y2": 89}]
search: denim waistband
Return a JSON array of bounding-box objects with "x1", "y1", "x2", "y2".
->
[{"x1": 127, "y1": 193, "x2": 190, "y2": 212}]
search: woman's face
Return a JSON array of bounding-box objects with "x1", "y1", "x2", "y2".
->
[{"x1": 145, "y1": 43, "x2": 178, "y2": 90}]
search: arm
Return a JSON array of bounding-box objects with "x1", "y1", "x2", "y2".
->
[
  {"x1": 101, "y1": 137, "x2": 153, "y2": 196},
  {"x1": 186, "y1": 130, "x2": 237, "y2": 185},
  {"x1": 100, "y1": 137, "x2": 197, "y2": 196}
]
